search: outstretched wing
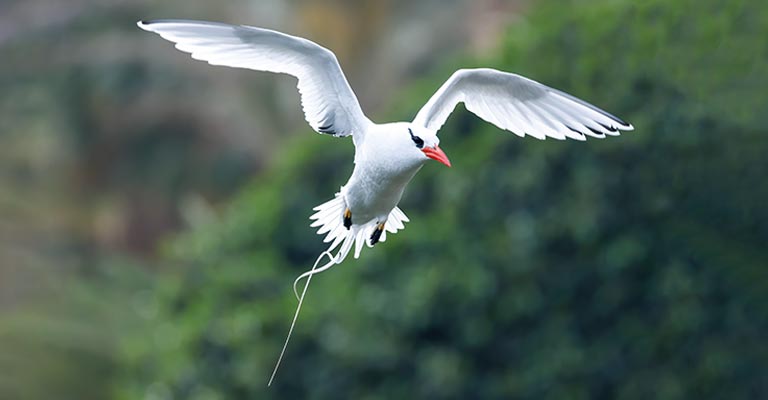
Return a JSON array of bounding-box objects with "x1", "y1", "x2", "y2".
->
[
  {"x1": 413, "y1": 68, "x2": 633, "y2": 140},
  {"x1": 138, "y1": 20, "x2": 372, "y2": 138}
]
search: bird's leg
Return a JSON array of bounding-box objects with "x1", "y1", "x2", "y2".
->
[
  {"x1": 343, "y1": 208, "x2": 352, "y2": 230},
  {"x1": 369, "y1": 222, "x2": 385, "y2": 246}
]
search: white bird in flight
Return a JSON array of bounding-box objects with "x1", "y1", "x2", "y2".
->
[{"x1": 138, "y1": 19, "x2": 634, "y2": 385}]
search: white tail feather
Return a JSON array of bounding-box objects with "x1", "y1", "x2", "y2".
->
[{"x1": 308, "y1": 192, "x2": 409, "y2": 264}]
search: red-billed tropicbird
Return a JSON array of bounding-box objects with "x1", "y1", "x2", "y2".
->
[{"x1": 137, "y1": 19, "x2": 634, "y2": 385}]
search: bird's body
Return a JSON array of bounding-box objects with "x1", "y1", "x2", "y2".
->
[
  {"x1": 137, "y1": 19, "x2": 634, "y2": 385},
  {"x1": 346, "y1": 123, "x2": 424, "y2": 224},
  {"x1": 306, "y1": 122, "x2": 438, "y2": 259}
]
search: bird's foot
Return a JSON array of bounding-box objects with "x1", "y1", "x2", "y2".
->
[
  {"x1": 369, "y1": 222, "x2": 385, "y2": 246},
  {"x1": 343, "y1": 208, "x2": 352, "y2": 230}
]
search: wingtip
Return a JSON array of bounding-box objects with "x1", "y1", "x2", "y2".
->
[{"x1": 617, "y1": 122, "x2": 634, "y2": 132}]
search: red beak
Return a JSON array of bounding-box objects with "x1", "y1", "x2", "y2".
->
[{"x1": 421, "y1": 145, "x2": 451, "y2": 167}]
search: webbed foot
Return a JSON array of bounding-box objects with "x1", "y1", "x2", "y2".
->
[
  {"x1": 343, "y1": 208, "x2": 352, "y2": 230},
  {"x1": 369, "y1": 222, "x2": 385, "y2": 246}
]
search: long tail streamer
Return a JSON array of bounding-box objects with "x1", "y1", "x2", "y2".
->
[
  {"x1": 268, "y1": 193, "x2": 410, "y2": 386},
  {"x1": 268, "y1": 250, "x2": 337, "y2": 387}
]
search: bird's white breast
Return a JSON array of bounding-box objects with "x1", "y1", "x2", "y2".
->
[{"x1": 342, "y1": 123, "x2": 425, "y2": 224}]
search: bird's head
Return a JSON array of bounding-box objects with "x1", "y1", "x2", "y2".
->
[{"x1": 407, "y1": 126, "x2": 451, "y2": 167}]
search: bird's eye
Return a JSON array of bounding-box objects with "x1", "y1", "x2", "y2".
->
[{"x1": 408, "y1": 128, "x2": 424, "y2": 149}]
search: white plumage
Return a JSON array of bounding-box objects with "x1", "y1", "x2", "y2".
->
[
  {"x1": 138, "y1": 19, "x2": 634, "y2": 385},
  {"x1": 138, "y1": 20, "x2": 633, "y2": 264}
]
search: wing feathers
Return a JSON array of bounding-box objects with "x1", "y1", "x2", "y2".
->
[
  {"x1": 413, "y1": 68, "x2": 633, "y2": 140},
  {"x1": 138, "y1": 20, "x2": 371, "y2": 138}
]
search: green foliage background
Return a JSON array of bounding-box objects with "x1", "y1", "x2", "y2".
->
[
  {"x1": 1, "y1": 0, "x2": 765, "y2": 398},
  {"x1": 116, "y1": 0, "x2": 768, "y2": 399}
]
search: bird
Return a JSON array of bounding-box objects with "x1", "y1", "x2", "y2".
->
[{"x1": 137, "y1": 19, "x2": 634, "y2": 385}]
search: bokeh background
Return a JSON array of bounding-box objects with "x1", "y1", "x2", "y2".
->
[{"x1": 2, "y1": 0, "x2": 767, "y2": 398}]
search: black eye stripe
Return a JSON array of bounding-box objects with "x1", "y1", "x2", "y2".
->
[{"x1": 408, "y1": 128, "x2": 424, "y2": 149}]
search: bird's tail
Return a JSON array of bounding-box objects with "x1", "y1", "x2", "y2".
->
[
  {"x1": 309, "y1": 191, "x2": 409, "y2": 265},
  {"x1": 268, "y1": 192, "x2": 409, "y2": 386}
]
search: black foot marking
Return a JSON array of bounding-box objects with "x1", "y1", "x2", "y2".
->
[
  {"x1": 369, "y1": 223, "x2": 385, "y2": 246},
  {"x1": 343, "y1": 209, "x2": 352, "y2": 230}
]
